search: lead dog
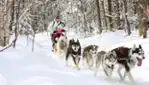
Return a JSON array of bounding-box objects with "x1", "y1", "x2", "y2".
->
[{"x1": 102, "y1": 44, "x2": 145, "y2": 85}]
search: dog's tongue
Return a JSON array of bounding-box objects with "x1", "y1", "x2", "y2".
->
[{"x1": 137, "y1": 60, "x2": 142, "y2": 67}]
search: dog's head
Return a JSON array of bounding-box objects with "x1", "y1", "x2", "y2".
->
[
  {"x1": 70, "y1": 39, "x2": 81, "y2": 52},
  {"x1": 58, "y1": 34, "x2": 67, "y2": 42},
  {"x1": 88, "y1": 45, "x2": 98, "y2": 54},
  {"x1": 129, "y1": 44, "x2": 145, "y2": 67},
  {"x1": 104, "y1": 51, "x2": 117, "y2": 70}
]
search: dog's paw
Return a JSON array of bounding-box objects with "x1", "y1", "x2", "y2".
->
[
  {"x1": 52, "y1": 49, "x2": 54, "y2": 52},
  {"x1": 119, "y1": 77, "x2": 124, "y2": 81},
  {"x1": 94, "y1": 72, "x2": 97, "y2": 77},
  {"x1": 76, "y1": 67, "x2": 80, "y2": 70},
  {"x1": 65, "y1": 62, "x2": 68, "y2": 67},
  {"x1": 131, "y1": 80, "x2": 137, "y2": 85},
  {"x1": 74, "y1": 65, "x2": 80, "y2": 70}
]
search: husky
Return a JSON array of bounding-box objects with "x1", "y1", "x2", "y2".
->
[
  {"x1": 94, "y1": 51, "x2": 107, "y2": 76},
  {"x1": 82, "y1": 45, "x2": 99, "y2": 69},
  {"x1": 102, "y1": 50, "x2": 117, "y2": 77},
  {"x1": 55, "y1": 35, "x2": 68, "y2": 57},
  {"x1": 103, "y1": 44, "x2": 145, "y2": 85},
  {"x1": 66, "y1": 38, "x2": 81, "y2": 70}
]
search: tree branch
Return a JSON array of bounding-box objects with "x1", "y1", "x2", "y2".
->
[{"x1": 0, "y1": 39, "x2": 15, "y2": 52}]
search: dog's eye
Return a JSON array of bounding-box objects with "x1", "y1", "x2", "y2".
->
[{"x1": 139, "y1": 51, "x2": 144, "y2": 55}]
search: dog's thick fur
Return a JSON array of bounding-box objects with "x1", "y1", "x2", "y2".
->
[
  {"x1": 103, "y1": 44, "x2": 145, "y2": 85},
  {"x1": 54, "y1": 35, "x2": 68, "y2": 57},
  {"x1": 102, "y1": 50, "x2": 117, "y2": 77},
  {"x1": 94, "y1": 51, "x2": 106, "y2": 76},
  {"x1": 66, "y1": 39, "x2": 81, "y2": 69},
  {"x1": 82, "y1": 45, "x2": 98, "y2": 69}
]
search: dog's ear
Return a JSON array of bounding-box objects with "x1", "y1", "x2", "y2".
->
[
  {"x1": 107, "y1": 51, "x2": 111, "y2": 56},
  {"x1": 139, "y1": 44, "x2": 142, "y2": 49},
  {"x1": 69, "y1": 39, "x2": 73, "y2": 45},
  {"x1": 129, "y1": 49, "x2": 132, "y2": 57},
  {"x1": 72, "y1": 39, "x2": 74, "y2": 42},
  {"x1": 96, "y1": 45, "x2": 99, "y2": 49},
  {"x1": 95, "y1": 45, "x2": 99, "y2": 50},
  {"x1": 71, "y1": 39, "x2": 74, "y2": 43},
  {"x1": 77, "y1": 39, "x2": 81, "y2": 45},
  {"x1": 112, "y1": 51, "x2": 117, "y2": 57},
  {"x1": 132, "y1": 44, "x2": 136, "y2": 50},
  {"x1": 77, "y1": 39, "x2": 80, "y2": 43}
]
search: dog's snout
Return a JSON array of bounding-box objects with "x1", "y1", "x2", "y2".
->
[
  {"x1": 111, "y1": 64, "x2": 114, "y2": 69},
  {"x1": 61, "y1": 40, "x2": 64, "y2": 42},
  {"x1": 74, "y1": 48, "x2": 77, "y2": 50},
  {"x1": 143, "y1": 56, "x2": 145, "y2": 59}
]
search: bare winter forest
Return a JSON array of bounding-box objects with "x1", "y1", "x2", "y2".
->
[
  {"x1": 0, "y1": 1, "x2": 149, "y2": 85},
  {"x1": 0, "y1": 0, "x2": 148, "y2": 47}
]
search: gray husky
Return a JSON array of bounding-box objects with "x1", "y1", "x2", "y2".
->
[
  {"x1": 82, "y1": 45, "x2": 98, "y2": 69},
  {"x1": 94, "y1": 51, "x2": 107, "y2": 76}
]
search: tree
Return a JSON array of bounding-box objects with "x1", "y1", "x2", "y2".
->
[
  {"x1": 138, "y1": 0, "x2": 148, "y2": 38},
  {"x1": 96, "y1": 0, "x2": 102, "y2": 34},
  {"x1": 107, "y1": 0, "x2": 113, "y2": 30},
  {"x1": 122, "y1": 0, "x2": 131, "y2": 36},
  {"x1": 101, "y1": 0, "x2": 108, "y2": 30}
]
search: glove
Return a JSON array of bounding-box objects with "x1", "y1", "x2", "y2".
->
[{"x1": 55, "y1": 38, "x2": 58, "y2": 41}]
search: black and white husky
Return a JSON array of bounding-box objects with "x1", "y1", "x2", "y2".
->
[
  {"x1": 102, "y1": 44, "x2": 145, "y2": 85},
  {"x1": 102, "y1": 50, "x2": 117, "y2": 77},
  {"x1": 65, "y1": 38, "x2": 81, "y2": 70}
]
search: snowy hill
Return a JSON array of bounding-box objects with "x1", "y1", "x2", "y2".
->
[{"x1": 0, "y1": 30, "x2": 149, "y2": 85}]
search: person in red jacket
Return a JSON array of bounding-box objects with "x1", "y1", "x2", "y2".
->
[{"x1": 51, "y1": 28, "x2": 66, "y2": 51}]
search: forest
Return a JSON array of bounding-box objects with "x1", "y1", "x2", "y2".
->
[
  {"x1": 0, "y1": 0, "x2": 149, "y2": 85},
  {"x1": 0, "y1": 0, "x2": 148, "y2": 47}
]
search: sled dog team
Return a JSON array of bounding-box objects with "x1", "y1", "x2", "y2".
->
[
  {"x1": 50, "y1": 15, "x2": 146, "y2": 85},
  {"x1": 51, "y1": 31, "x2": 145, "y2": 85}
]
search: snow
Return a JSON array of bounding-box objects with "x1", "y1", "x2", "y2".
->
[{"x1": 0, "y1": 30, "x2": 149, "y2": 85}]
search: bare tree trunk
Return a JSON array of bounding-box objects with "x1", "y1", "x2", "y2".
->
[
  {"x1": 26, "y1": 27, "x2": 29, "y2": 46},
  {"x1": 13, "y1": 0, "x2": 21, "y2": 48},
  {"x1": 30, "y1": 6, "x2": 38, "y2": 51},
  {"x1": 133, "y1": 1, "x2": 137, "y2": 14},
  {"x1": 0, "y1": 0, "x2": 11, "y2": 46},
  {"x1": 101, "y1": 0, "x2": 108, "y2": 30},
  {"x1": 115, "y1": 0, "x2": 121, "y2": 29},
  {"x1": 138, "y1": 0, "x2": 148, "y2": 38},
  {"x1": 107, "y1": 0, "x2": 113, "y2": 30},
  {"x1": 9, "y1": 0, "x2": 15, "y2": 32},
  {"x1": 142, "y1": 1, "x2": 148, "y2": 38},
  {"x1": 32, "y1": 34, "x2": 35, "y2": 51},
  {"x1": 96, "y1": 0, "x2": 102, "y2": 34},
  {"x1": 123, "y1": 0, "x2": 131, "y2": 36}
]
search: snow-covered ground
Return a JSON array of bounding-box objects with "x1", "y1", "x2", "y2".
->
[{"x1": 0, "y1": 30, "x2": 149, "y2": 85}]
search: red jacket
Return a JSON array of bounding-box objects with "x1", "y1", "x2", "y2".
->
[
  {"x1": 53, "y1": 32, "x2": 64, "y2": 38},
  {"x1": 53, "y1": 28, "x2": 65, "y2": 38}
]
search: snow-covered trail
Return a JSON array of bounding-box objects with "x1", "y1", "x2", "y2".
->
[{"x1": 0, "y1": 31, "x2": 149, "y2": 85}]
